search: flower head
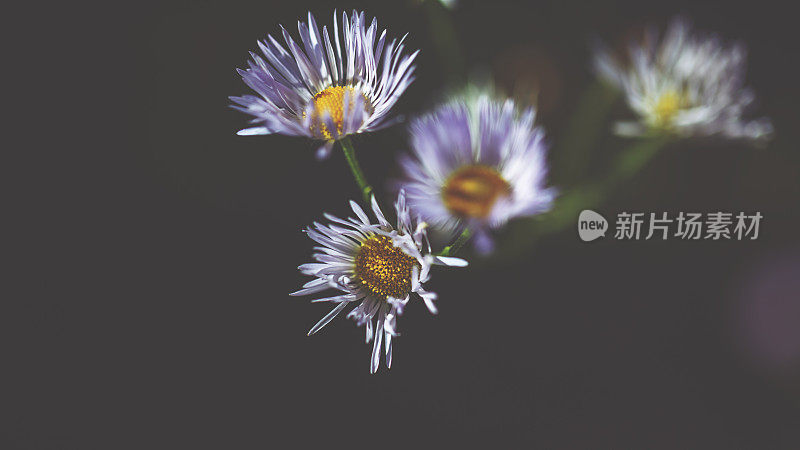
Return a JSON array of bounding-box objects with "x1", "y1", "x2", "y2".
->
[
  {"x1": 291, "y1": 192, "x2": 466, "y2": 373},
  {"x1": 593, "y1": 18, "x2": 772, "y2": 141},
  {"x1": 230, "y1": 10, "x2": 419, "y2": 159},
  {"x1": 396, "y1": 96, "x2": 556, "y2": 254}
]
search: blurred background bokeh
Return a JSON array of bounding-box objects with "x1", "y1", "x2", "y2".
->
[{"x1": 9, "y1": 0, "x2": 800, "y2": 448}]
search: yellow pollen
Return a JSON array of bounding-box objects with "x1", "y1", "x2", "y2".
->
[
  {"x1": 354, "y1": 235, "x2": 418, "y2": 299},
  {"x1": 442, "y1": 165, "x2": 511, "y2": 219},
  {"x1": 308, "y1": 86, "x2": 370, "y2": 140},
  {"x1": 652, "y1": 90, "x2": 686, "y2": 128}
]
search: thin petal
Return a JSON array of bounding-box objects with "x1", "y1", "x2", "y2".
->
[{"x1": 307, "y1": 302, "x2": 349, "y2": 335}]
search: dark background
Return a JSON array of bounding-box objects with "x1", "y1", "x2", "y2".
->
[{"x1": 8, "y1": 0, "x2": 800, "y2": 448}]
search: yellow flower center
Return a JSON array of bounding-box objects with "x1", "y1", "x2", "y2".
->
[
  {"x1": 652, "y1": 90, "x2": 687, "y2": 128},
  {"x1": 354, "y1": 235, "x2": 418, "y2": 299},
  {"x1": 309, "y1": 86, "x2": 371, "y2": 140},
  {"x1": 442, "y1": 165, "x2": 511, "y2": 219}
]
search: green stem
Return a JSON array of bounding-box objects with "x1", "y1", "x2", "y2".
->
[
  {"x1": 339, "y1": 137, "x2": 374, "y2": 205},
  {"x1": 607, "y1": 133, "x2": 671, "y2": 183},
  {"x1": 438, "y1": 228, "x2": 471, "y2": 256},
  {"x1": 543, "y1": 134, "x2": 671, "y2": 231},
  {"x1": 423, "y1": 0, "x2": 464, "y2": 86},
  {"x1": 495, "y1": 135, "x2": 672, "y2": 260},
  {"x1": 554, "y1": 81, "x2": 620, "y2": 185}
]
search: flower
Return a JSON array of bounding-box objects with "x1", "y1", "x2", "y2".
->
[
  {"x1": 291, "y1": 192, "x2": 467, "y2": 373},
  {"x1": 230, "y1": 10, "x2": 419, "y2": 159},
  {"x1": 396, "y1": 96, "x2": 556, "y2": 254},
  {"x1": 593, "y1": 17, "x2": 772, "y2": 141}
]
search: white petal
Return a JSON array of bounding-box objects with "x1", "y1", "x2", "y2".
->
[
  {"x1": 385, "y1": 331, "x2": 393, "y2": 369},
  {"x1": 307, "y1": 302, "x2": 348, "y2": 335},
  {"x1": 419, "y1": 289, "x2": 438, "y2": 315},
  {"x1": 434, "y1": 256, "x2": 468, "y2": 267},
  {"x1": 236, "y1": 127, "x2": 272, "y2": 136},
  {"x1": 350, "y1": 200, "x2": 370, "y2": 225},
  {"x1": 370, "y1": 195, "x2": 390, "y2": 228},
  {"x1": 370, "y1": 314, "x2": 384, "y2": 374}
]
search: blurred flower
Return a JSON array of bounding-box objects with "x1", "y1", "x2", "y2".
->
[
  {"x1": 230, "y1": 11, "x2": 419, "y2": 159},
  {"x1": 397, "y1": 96, "x2": 556, "y2": 254},
  {"x1": 291, "y1": 191, "x2": 467, "y2": 373},
  {"x1": 736, "y1": 249, "x2": 800, "y2": 377},
  {"x1": 593, "y1": 18, "x2": 773, "y2": 141}
]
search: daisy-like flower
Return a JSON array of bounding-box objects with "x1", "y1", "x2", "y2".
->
[
  {"x1": 397, "y1": 96, "x2": 556, "y2": 254},
  {"x1": 230, "y1": 10, "x2": 419, "y2": 159},
  {"x1": 593, "y1": 18, "x2": 772, "y2": 141},
  {"x1": 291, "y1": 191, "x2": 467, "y2": 373}
]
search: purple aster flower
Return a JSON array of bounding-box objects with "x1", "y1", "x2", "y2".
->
[
  {"x1": 396, "y1": 96, "x2": 556, "y2": 254},
  {"x1": 230, "y1": 10, "x2": 419, "y2": 159},
  {"x1": 290, "y1": 191, "x2": 467, "y2": 373}
]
